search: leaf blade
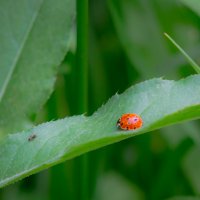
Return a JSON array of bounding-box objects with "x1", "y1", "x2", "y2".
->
[
  {"x1": 1, "y1": 75, "x2": 200, "y2": 188},
  {"x1": 0, "y1": 0, "x2": 75, "y2": 135}
]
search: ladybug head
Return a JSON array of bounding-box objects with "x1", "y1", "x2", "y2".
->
[{"x1": 116, "y1": 118, "x2": 121, "y2": 127}]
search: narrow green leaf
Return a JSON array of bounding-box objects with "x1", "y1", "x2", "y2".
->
[
  {"x1": 0, "y1": 0, "x2": 75, "y2": 135},
  {"x1": 1, "y1": 75, "x2": 200, "y2": 188},
  {"x1": 164, "y1": 33, "x2": 200, "y2": 74}
]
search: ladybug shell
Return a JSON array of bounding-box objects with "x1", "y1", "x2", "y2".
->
[{"x1": 117, "y1": 113, "x2": 143, "y2": 130}]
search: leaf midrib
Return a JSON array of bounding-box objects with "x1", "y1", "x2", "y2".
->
[{"x1": 0, "y1": 0, "x2": 45, "y2": 102}]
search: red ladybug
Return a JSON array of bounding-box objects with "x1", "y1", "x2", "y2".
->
[{"x1": 117, "y1": 113, "x2": 143, "y2": 130}]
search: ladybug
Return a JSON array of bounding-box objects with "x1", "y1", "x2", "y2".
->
[{"x1": 117, "y1": 113, "x2": 143, "y2": 130}]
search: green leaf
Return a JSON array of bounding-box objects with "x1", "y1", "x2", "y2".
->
[
  {"x1": 164, "y1": 33, "x2": 200, "y2": 74},
  {"x1": 108, "y1": 0, "x2": 200, "y2": 79},
  {"x1": 180, "y1": 0, "x2": 200, "y2": 17},
  {"x1": 1, "y1": 75, "x2": 200, "y2": 188},
  {"x1": 0, "y1": 0, "x2": 75, "y2": 135}
]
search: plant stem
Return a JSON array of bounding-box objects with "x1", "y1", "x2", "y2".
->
[
  {"x1": 76, "y1": 0, "x2": 88, "y2": 113},
  {"x1": 76, "y1": 0, "x2": 89, "y2": 199}
]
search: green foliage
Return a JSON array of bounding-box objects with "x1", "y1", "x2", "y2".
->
[
  {"x1": 0, "y1": 0, "x2": 75, "y2": 135},
  {"x1": 1, "y1": 0, "x2": 200, "y2": 199},
  {"x1": 1, "y1": 75, "x2": 200, "y2": 188},
  {"x1": 166, "y1": 197, "x2": 200, "y2": 200},
  {"x1": 94, "y1": 172, "x2": 145, "y2": 200},
  {"x1": 108, "y1": 0, "x2": 200, "y2": 79},
  {"x1": 164, "y1": 33, "x2": 200, "y2": 74},
  {"x1": 180, "y1": 0, "x2": 200, "y2": 16},
  {"x1": 183, "y1": 145, "x2": 200, "y2": 194}
]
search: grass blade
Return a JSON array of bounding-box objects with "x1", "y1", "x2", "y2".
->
[{"x1": 164, "y1": 33, "x2": 200, "y2": 74}]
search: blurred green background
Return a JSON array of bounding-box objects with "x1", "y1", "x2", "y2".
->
[{"x1": 1, "y1": 0, "x2": 200, "y2": 199}]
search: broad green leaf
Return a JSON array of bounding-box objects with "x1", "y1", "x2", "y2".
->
[
  {"x1": 1, "y1": 75, "x2": 200, "y2": 188},
  {"x1": 0, "y1": 0, "x2": 75, "y2": 136},
  {"x1": 180, "y1": 0, "x2": 200, "y2": 17}
]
